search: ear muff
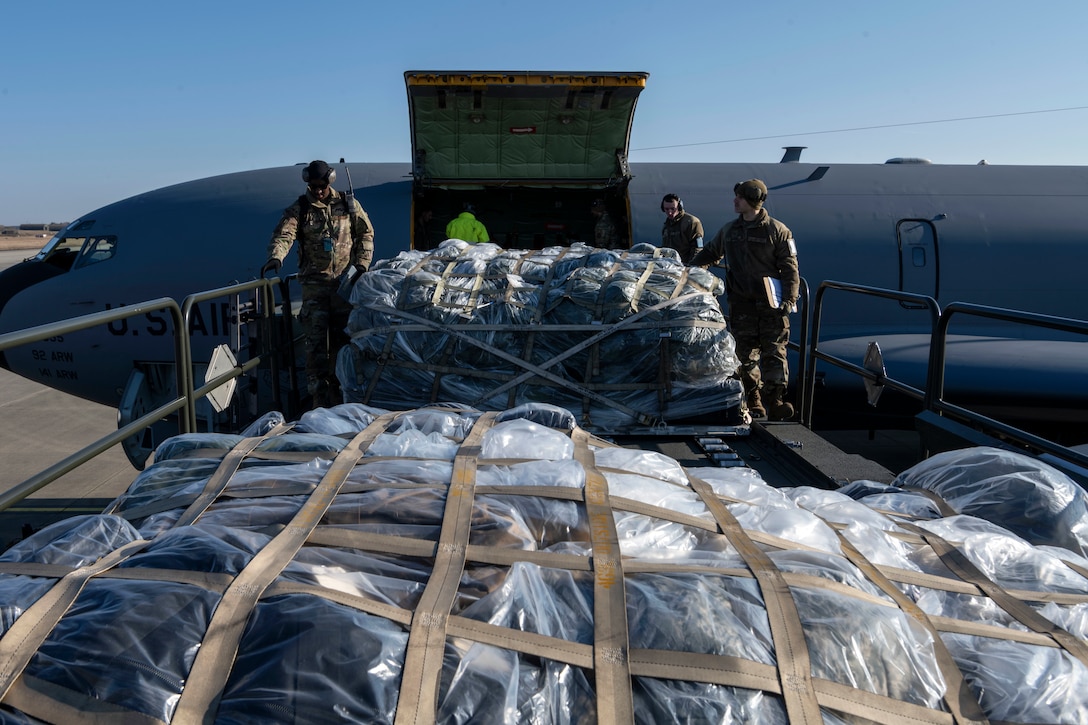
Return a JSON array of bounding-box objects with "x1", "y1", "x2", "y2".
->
[
  {"x1": 733, "y1": 181, "x2": 767, "y2": 205},
  {"x1": 661, "y1": 194, "x2": 684, "y2": 213},
  {"x1": 302, "y1": 161, "x2": 336, "y2": 185}
]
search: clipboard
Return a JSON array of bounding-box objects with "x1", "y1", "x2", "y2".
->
[{"x1": 763, "y1": 276, "x2": 798, "y2": 313}]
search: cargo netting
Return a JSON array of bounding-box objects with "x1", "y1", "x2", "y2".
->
[
  {"x1": 0, "y1": 403, "x2": 1087, "y2": 723},
  {"x1": 336, "y1": 240, "x2": 743, "y2": 430}
]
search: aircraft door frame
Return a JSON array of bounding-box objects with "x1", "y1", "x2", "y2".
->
[{"x1": 895, "y1": 218, "x2": 939, "y2": 308}]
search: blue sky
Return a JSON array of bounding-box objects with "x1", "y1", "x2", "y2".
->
[{"x1": 2, "y1": 0, "x2": 1086, "y2": 225}]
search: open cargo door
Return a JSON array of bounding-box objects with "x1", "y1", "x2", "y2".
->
[{"x1": 405, "y1": 70, "x2": 648, "y2": 250}]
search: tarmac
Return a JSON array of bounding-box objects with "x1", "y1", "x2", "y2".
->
[{"x1": 0, "y1": 368, "x2": 137, "y2": 548}]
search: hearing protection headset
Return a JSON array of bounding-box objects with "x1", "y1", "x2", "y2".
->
[
  {"x1": 302, "y1": 160, "x2": 337, "y2": 185},
  {"x1": 733, "y1": 181, "x2": 767, "y2": 205},
  {"x1": 661, "y1": 193, "x2": 684, "y2": 213}
]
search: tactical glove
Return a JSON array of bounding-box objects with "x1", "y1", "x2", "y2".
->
[
  {"x1": 261, "y1": 258, "x2": 281, "y2": 277},
  {"x1": 336, "y1": 265, "x2": 366, "y2": 302}
]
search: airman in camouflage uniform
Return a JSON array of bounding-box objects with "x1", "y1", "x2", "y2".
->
[
  {"x1": 690, "y1": 179, "x2": 799, "y2": 420},
  {"x1": 660, "y1": 193, "x2": 704, "y2": 264},
  {"x1": 591, "y1": 198, "x2": 621, "y2": 249},
  {"x1": 263, "y1": 160, "x2": 374, "y2": 408}
]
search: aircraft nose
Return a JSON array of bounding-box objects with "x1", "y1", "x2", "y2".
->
[{"x1": 0, "y1": 259, "x2": 66, "y2": 371}]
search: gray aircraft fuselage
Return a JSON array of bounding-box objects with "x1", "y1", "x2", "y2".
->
[{"x1": 0, "y1": 159, "x2": 1085, "y2": 431}]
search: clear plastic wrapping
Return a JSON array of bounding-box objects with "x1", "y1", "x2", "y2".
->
[
  {"x1": 337, "y1": 241, "x2": 742, "y2": 428},
  {"x1": 0, "y1": 406, "x2": 1086, "y2": 723}
]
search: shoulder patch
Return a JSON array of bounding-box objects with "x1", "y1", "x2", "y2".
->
[{"x1": 787, "y1": 238, "x2": 797, "y2": 256}]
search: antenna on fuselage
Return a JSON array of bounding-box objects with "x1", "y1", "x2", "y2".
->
[{"x1": 780, "y1": 146, "x2": 807, "y2": 163}]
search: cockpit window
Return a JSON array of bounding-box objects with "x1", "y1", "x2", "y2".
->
[
  {"x1": 72, "y1": 235, "x2": 117, "y2": 269},
  {"x1": 36, "y1": 223, "x2": 117, "y2": 271}
]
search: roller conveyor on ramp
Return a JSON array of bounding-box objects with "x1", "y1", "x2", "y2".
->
[
  {"x1": 613, "y1": 420, "x2": 902, "y2": 491},
  {"x1": 741, "y1": 421, "x2": 900, "y2": 488}
]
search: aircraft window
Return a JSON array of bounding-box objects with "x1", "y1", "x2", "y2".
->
[
  {"x1": 72, "y1": 235, "x2": 117, "y2": 269},
  {"x1": 39, "y1": 234, "x2": 85, "y2": 271},
  {"x1": 912, "y1": 247, "x2": 926, "y2": 267}
]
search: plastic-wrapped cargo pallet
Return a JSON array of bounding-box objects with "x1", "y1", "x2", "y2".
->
[
  {"x1": 0, "y1": 403, "x2": 1087, "y2": 724},
  {"x1": 336, "y1": 240, "x2": 744, "y2": 429}
]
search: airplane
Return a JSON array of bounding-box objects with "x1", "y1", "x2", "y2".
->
[{"x1": 1, "y1": 69, "x2": 1086, "y2": 465}]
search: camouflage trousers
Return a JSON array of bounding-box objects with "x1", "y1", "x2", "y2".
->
[
  {"x1": 728, "y1": 297, "x2": 790, "y2": 395},
  {"x1": 299, "y1": 281, "x2": 352, "y2": 408}
]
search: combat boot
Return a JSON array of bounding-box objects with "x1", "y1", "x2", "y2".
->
[
  {"x1": 307, "y1": 377, "x2": 330, "y2": 410},
  {"x1": 765, "y1": 384, "x2": 795, "y2": 421},
  {"x1": 746, "y1": 389, "x2": 766, "y2": 419}
]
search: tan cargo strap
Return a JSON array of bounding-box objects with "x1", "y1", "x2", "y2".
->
[
  {"x1": 670, "y1": 266, "x2": 692, "y2": 299},
  {"x1": 428, "y1": 260, "x2": 486, "y2": 315},
  {"x1": 628, "y1": 649, "x2": 956, "y2": 725},
  {"x1": 626, "y1": 257, "x2": 657, "y2": 314},
  {"x1": 446, "y1": 614, "x2": 594, "y2": 669},
  {"x1": 834, "y1": 533, "x2": 990, "y2": 725},
  {"x1": 0, "y1": 538, "x2": 151, "y2": 702},
  {"x1": 428, "y1": 261, "x2": 456, "y2": 309},
  {"x1": 572, "y1": 427, "x2": 635, "y2": 725},
  {"x1": 395, "y1": 412, "x2": 497, "y2": 725},
  {"x1": 307, "y1": 522, "x2": 592, "y2": 573},
  {"x1": 810, "y1": 548, "x2": 1088, "y2": 606},
  {"x1": 612, "y1": 495, "x2": 829, "y2": 555},
  {"x1": 1061, "y1": 556, "x2": 1088, "y2": 583},
  {"x1": 172, "y1": 422, "x2": 294, "y2": 528},
  {"x1": 265, "y1": 579, "x2": 413, "y2": 627},
  {"x1": 928, "y1": 612, "x2": 1065, "y2": 647},
  {"x1": 103, "y1": 422, "x2": 294, "y2": 521},
  {"x1": 685, "y1": 471, "x2": 823, "y2": 725},
  {"x1": 129, "y1": 447, "x2": 337, "y2": 465},
  {"x1": 902, "y1": 486, "x2": 960, "y2": 518},
  {"x1": 899, "y1": 520, "x2": 1088, "y2": 669},
  {"x1": 5, "y1": 673, "x2": 167, "y2": 725},
  {"x1": 172, "y1": 411, "x2": 399, "y2": 724}
]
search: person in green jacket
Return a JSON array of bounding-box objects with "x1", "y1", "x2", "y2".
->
[{"x1": 445, "y1": 203, "x2": 490, "y2": 243}]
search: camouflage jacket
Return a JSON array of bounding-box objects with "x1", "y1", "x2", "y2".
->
[
  {"x1": 661, "y1": 211, "x2": 704, "y2": 264},
  {"x1": 267, "y1": 188, "x2": 374, "y2": 283},
  {"x1": 691, "y1": 209, "x2": 798, "y2": 306},
  {"x1": 594, "y1": 211, "x2": 620, "y2": 249}
]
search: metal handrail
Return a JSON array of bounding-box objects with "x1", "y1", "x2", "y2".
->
[
  {"x1": 798, "y1": 281, "x2": 1088, "y2": 472},
  {"x1": 179, "y1": 278, "x2": 279, "y2": 431},
  {"x1": 791, "y1": 277, "x2": 811, "y2": 418},
  {"x1": 0, "y1": 279, "x2": 285, "y2": 511},
  {"x1": 800, "y1": 281, "x2": 941, "y2": 428},
  {"x1": 928, "y1": 302, "x2": 1088, "y2": 469},
  {"x1": 0, "y1": 299, "x2": 188, "y2": 508}
]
